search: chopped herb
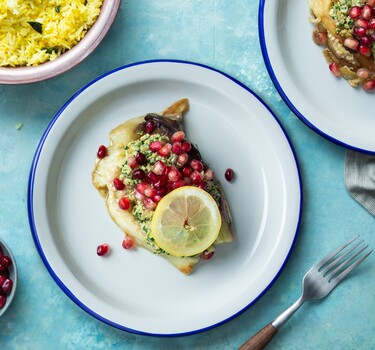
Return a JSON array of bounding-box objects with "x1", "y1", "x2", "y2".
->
[
  {"x1": 55, "y1": 5, "x2": 60, "y2": 13},
  {"x1": 28, "y1": 21, "x2": 42, "y2": 34},
  {"x1": 42, "y1": 47, "x2": 57, "y2": 54},
  {"x1": 15, "y1": 122, "x2": 23, "y2": 130}
]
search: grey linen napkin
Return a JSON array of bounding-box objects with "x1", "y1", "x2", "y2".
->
[{"x1": 345, "y1": 150, "x2": 375, "y2": 216}]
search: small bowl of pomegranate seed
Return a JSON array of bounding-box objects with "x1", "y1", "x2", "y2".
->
[{"x1": 0, "y1": 238, "x2": 17, "y2": 317}]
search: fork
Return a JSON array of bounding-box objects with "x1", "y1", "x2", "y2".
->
[{"x1": 239, "y1": 235, "x2": 373, "y2": 350}]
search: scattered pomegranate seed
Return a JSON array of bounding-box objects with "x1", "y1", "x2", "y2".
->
[
  {"x1": 143, "y1": 198, "x2": 157, "y2": 210},
  {"x1": 368, "y1": 17, "x2": 375, "y2": 29},
  {"x1": 158, "y1": 143, "x2": 172, "y2": 157},
  {"x1": 144, "y1": 187, "x2": 158, "y2": 198},
  {"x1": 181, "y1": 141, "x2": 192, "y2": 153},
  {"x1": 359, "y1": 45, "x2": 372, "y2": 57},
  {"x1": 177, "y1": 153, "x2": 189, "y2": 166},
  {"x1": 122, "y1": 235, "x2": 134, "y2": 249},
  {"x1": 190, "y1": 170, "x2": 203, "y2": 184},
  {"x1": 149, "y1": 141, "x2": 163, "y2": 152},
  {"x1": 97, "y1": 244, "x2": 110, "y2": 256},
  {"x1": 97, "y1": 145, "x2": 107, "y2": 158},
  {"x1": 146, "y1": 171, "x2": 159, "y2": 184},
  {"x1": 136, "y1": 182, "x2": 149, "y2": 195},
  {"x1": 134, "y1": 190, "x2": 145, "y2": 201},
  {"x1": 370, "y1": 33, "x2": 375, "y2": 42},
  {"x1": 312, "y1": 31, "x2": 327, "y2": 45},
  {"x1": 135, "y1": 152, "x2": 147, "y2": 165},
  {"x1": 153, "y1": 176, "x2": 167, "y2": 190},
  {"x1": 198, "y1": 181, "x2": 207, "y2": 189},
  {"x1": 356, "y1": 18, "x2": 369, "y2": 29},
  {"x1": 152, "y1": 194, "x2": 162, "y2": 203},
  {"x1": 204, "y1": 169, "x2": 214, "y2": 180},
  {"x1": 145, "y1": 121, "x2": 155, "y2": 134},
  {"x1": 362, "y1": 4, "x2": 372, "y2": 19},
  {"x1": 182, "y1": 165, "x2": 193, "y2": 177},
  {"x1": 127, "y1": 156, "x2": 138, "y2": 169},
  {"x1": 201, "y1": 250, "x2": 214, "y2": 260},
  {"x1": 171, "y1": 179, "x2": 186, "y2": 190},
  {"x1": 172, "y1": 142, "x2": 183, "y2": 155},
  {"x1": 357, "y1": 67, "x2": 370, "y2": 79},
  {"x1": 171, "y1": 131, "x2": 185, "y2": 142},
  {"x1": 353, "y1": 26, "x2": 366, "y2": 37},
  {"x1": 360, "y1": 36, "x2": 371, "y2": 46},
  {"x1": 344, "y1": 37, "x2": 359, "y2": 51},
  {"x1": 0, "y1": 295, "x2": 6, "y2": 309},
  {"x1": 0, "y1": 276, "x2": 5, "y2": 287},
  {"x1": 113, "y1": 178, "x2": 125, "y2": 190},
  {"x1": 329, "y1": 62, "x2": 341, "y2": 77},
  {"x1": 132, "y1": 168, "x2": 146, "y2": 180},
  {"x1": 363, "y1": 80, "x2": 375, "y2": 90},
  {"x1": 153, "y1": 160, "x2": 166, "y2": 175},
  {"x1": 1, "y1": 278, "x2": 12, "y2": 295},
  {"x1": 349, "y1": 6, "x2": 362, "y2": 19},
  {"x1": 225, "y1": 168, "x2": 235, "y2": 182},
  {"x1": 118, "y1": 197, "x2": 131, "y2": 210},
  {"x1": 168, "y1": 168, "x2": 182, "y2": 182},
  {"x1": 190, "y1": 159, "x2": 203, "y2": 172}
]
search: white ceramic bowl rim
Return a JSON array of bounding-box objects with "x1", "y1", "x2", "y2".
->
[{"x1": 0, "y1": 0, "x2": 121, "y2": 84}]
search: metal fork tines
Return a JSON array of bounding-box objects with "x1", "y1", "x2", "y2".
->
[{"x1": 239, "y1": 236, "x2": 372, "y2": 350}]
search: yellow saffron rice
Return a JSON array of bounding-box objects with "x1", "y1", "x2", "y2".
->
[{"x1": 0, "y1": 0, "x2": 103, "y2": 67}]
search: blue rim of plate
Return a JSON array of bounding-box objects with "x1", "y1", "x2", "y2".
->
[
  {"x1": 27, "y1": 59, "x2": 303, "y2": 337},
  {"x1": 258, "y1": 0, "x2": 375, "y2": 155}
]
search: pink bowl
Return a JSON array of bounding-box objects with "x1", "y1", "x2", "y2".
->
[{"x1": 0, "y1": 0, "x2": 121, "y2": 84}]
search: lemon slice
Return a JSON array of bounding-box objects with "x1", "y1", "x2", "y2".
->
[{"x1": 150, "y1": 186, "x2": 222, "y2": 257}]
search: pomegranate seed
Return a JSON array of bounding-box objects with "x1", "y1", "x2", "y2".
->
[
  {"x1": 360, "y1": 36, "x2": 371, "y2": 46},
  {"x1": 171, "y1": 131, "x2": 185, "y2": 142},
  {"x1": 363, "y1": 80, "x2": 375, "y2": 90},
  {"x1": 362, "y1": 4, "x2": 372, "y2": 19},
  {"x1": 171, "y1": 179, "x2": 186, "y2": 189},
  {"x1": 204, "y1": 169, "x2": 214, "y2": 180},
  {"x1": 136, "y1": 182, "x2": 150, "y2": 194},
  {"x1": 349, "y1": 6, "x2": 362, "y2": 19},
  {"x1": 113, "y1": 178, "x2": 125, "y2": 190},
  {"x1": 0, "y1": 276, "x2": 5, "y2": 287},
  {"x1": 97, "y1": 145, "x2": 107, "y2": 158},
  {"x1": 344, "y1": 37, "x2": 359, "y2": 50},
  {"x1": 329, "y1": 62, "x2": 341, "y2": 77},
  {"x1": 118, "y1": 197, "x2": 131, "y2": 210},
  {"x1": 158, "y1": 143, "x2": 172, "y2": 157},
  {"x1": 177, "y1": 153, "x2": 189, "y2": 166},
  {"x1": 122, "y1": 235, "x2": 134, "y2": 249},
  {"x1": 357, "y1": 67, "x2": 370, "y2": 79},
  {"x1": 368, "y1": 17, "x2": 375, "y2": 29},
  {"x1": 183, "y1": 177, "x2": 192, "y2": 185},
  {"x1": 225, "y1": 168, "x2": 235, "y2": 182},
  {"x1": 134, "y1": 190, "x2": 145, "y2": 201},
  {"x1": 181, "y1": 141, "x2": 192, "y2": 153},
  {"x1": 1, "y1": 278, "x2": 12, "y2": 295},
  {"x1": 190, "y1": 170, "x2": 203, "y2": 184},
  {"x1": 190, "y1": 159, "x2": 203, "y2": 172},
  {"x1": 0, "y1": 270, "x2": 9, "y2": 279},
  {"x1": 144, "y1": 187, "x2": 157, "y2": 198},
  {"x1": 172, "y1": 142, "x2": 183, "y2": 155},
  {"x1": 312, "y1": 31, "x2": 327, "y2": 45},
  {"x1": 143, "y1": 198, "x2": 157, "y2": 210},
  {"x1": 153, "y1": 160, "x2": 166, "y2": 175},
  {"x1": 168, "y1": 168, "x2": 182, "y2": 182},
  {"x1": 145, "y1": 171, "x2": 159, "y2": 184},
  {"x1": 370, "y1": 33, "x2": 375, "y2": 42},
  {"x1": 353, "y1": 26, "x2": 366, "y2": 37},
  {"x1": 201, "y1": 250, "x2": 214, "y2": 260},
  {"x1": 182, "y1": 166, "x2": 193, "y2": 177},
  {"x1": 356, "y1": 18, "x2": 369, "y2": 29},
  {"x1": 0, "y1": 258, "x2": 8, "y2": 273},
  {"x1": 359, "y1": 45, "x2": 372, "y2": 57},
  {"x1": 149, "y1": 141, "x2": 163, "y2": 152},
  {"x1": 127, "y1": 156, "x2": 138, "y2": 169},
  {"x1": 157, "y1": 186, "x2": 168, "y2": 196},
  {"x1": 97, "y1": 244, "x2": 109, "y2": 256},
  {"x1": 197, "y1": 181, "x2": 207, "y2": 189},
  {"x1": 152, "y1": 194, "x2": 162, "y2": 203},
  {"x1": 132, "y1": 168, "x2": 146, "y2": 180},
  {"x1": 0, "y1": 295, "x2": 5, "y2": 309},
  {"x1": 153, "y1": 176, "x2": 168, "y2": 190},
  {"x1": 135, "y1": 152, "x2": 147, "y2": 165},
  {"x1": 145, "y1": 121, "x2": 155, "y2": 134}
]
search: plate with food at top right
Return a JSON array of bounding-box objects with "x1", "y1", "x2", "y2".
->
[{"x1": 259, "y1": 0, "x2": 375, "y2": 153}]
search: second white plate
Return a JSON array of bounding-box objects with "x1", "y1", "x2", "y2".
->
[
  {"x1": 28, "y1": 60, "x2": 301, "y2": 336},
  {"x1": 259, "y1": 0, "x2": 375, "y2": 153}
]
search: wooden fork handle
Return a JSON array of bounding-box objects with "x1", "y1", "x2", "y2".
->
[{"x1": 239, "y1": 323, "x2": 278, "y2": 350}]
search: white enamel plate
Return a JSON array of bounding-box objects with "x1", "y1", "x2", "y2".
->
[
  {"x1": 28, "y1": 60, "x2": 301, "y2": 336},
  {"x1": 259, "y1": 0, "x2": 375, "y2": 153}
]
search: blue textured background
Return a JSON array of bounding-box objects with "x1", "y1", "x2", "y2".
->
[{"x1": 1, "y1": 1, "x2": 374, "y2": 349}]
